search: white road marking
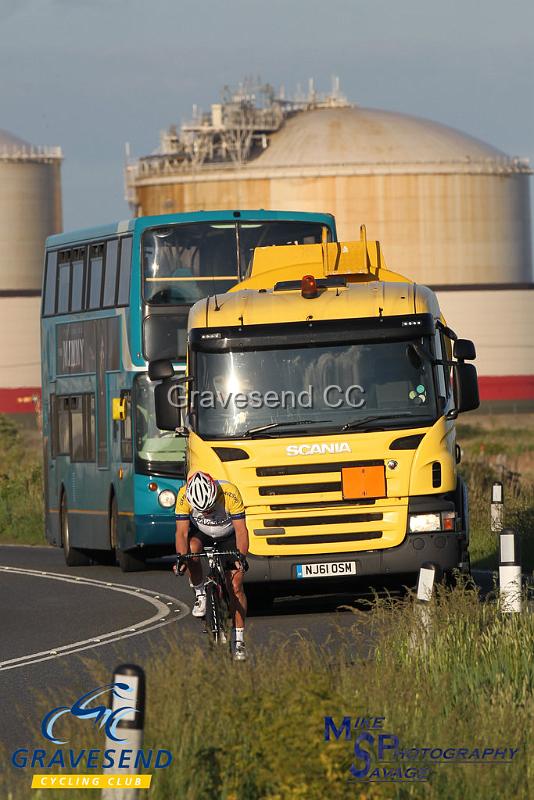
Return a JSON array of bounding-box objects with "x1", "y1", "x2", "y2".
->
[{"x1": 0, "y1": 566, "x2": 190, "y2": 672}]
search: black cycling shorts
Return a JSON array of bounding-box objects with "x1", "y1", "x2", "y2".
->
[{"x1": 188, "y1": 527, "x2": 239, "y2": 572}]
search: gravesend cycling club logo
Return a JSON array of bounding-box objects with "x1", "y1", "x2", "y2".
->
[
  {"x1": 11, "y1": 682, "x2": 173, "y2": 784},
  {"x1": 41, "y1": 682, "x2": 137, "y2": 745}
]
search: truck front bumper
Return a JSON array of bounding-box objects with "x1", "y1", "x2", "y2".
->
[{"x1": 244, "y1": 532, "x2": 468, "y2": 585}]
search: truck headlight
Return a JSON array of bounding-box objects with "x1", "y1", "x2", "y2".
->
[
  {"x1": 409, "y1": 513, "x2": 441, "y2": 532},
  {"x1": 158, "y1": 489, "x2": 176, "y2": 508},
  {"x1": 409, "y1": 511, "x2": 457, "y2": 533}
]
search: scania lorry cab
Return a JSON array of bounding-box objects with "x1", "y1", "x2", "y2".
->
[{"x1": 151, "y1": 227, "x2": 479, "y2": 591}]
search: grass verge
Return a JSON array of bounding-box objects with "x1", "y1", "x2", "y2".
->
[
  {"x1": 0, "y1": 415, "x2": 43, "y2": 545},
  {"x1": 2, "y1": 584, "x2": 533, "y2": 799}
]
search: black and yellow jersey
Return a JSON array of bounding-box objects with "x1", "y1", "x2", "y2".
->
[{"x1": 175, "y1": 480, "x2": 245, "y2": 539}]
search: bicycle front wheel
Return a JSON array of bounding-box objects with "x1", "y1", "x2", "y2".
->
[{"x1": 205, "y1": 582, "x2": 230, "y2": 646}]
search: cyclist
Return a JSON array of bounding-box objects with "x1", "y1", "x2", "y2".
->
[{"x1": 175, "y1": 471, "x2": 249, "y2": 661}]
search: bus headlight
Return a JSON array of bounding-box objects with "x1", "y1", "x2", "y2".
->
[{"x1": 158, "y1": 489, "x2": 176, "y2": 508}]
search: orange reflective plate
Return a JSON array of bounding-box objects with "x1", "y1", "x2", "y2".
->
[{"x1": 342, "y1": 465, "x2": 386, "y2": 499}]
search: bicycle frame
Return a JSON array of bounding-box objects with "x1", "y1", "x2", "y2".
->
[{"x1": 178, "y1": 548, "x2": 239, "y2": 646}]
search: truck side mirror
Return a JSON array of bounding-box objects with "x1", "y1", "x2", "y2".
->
[
  {"x1": 453, "y1": 339, "x2": 476, "y2": 361},
  {"x1": 453, "y1": 362, "x2": 480, "y2": 413},
  {"x1": 154, "y1": 377, "x2": 187, "y2": 431},
  {"x1": 148, "y1": 359, "x2": 175, "y2": 381}
]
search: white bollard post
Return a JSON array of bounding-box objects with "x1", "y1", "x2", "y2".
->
[
  {"x1": 490, "y1": 482, "x2": 504, "y2": 533},
  {"x1": 102, "y1": 664, "x2": 146, "y2": 800},
  {"x1": 499, "y1": 529, "x2": 522, "y2": 613},
  {"x1": 410, "y1": 563, "x2": 437, "y2": 652},
  {"x1": 416, "y1": 563, "x2": 437, "y2": 603}
]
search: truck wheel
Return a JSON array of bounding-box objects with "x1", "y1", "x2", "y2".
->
[
  {"x1": 245, "y1": 584, "x2": 273, "y2": 614},
  {"x1": 61, "y1": 493, "x2": 91, "y2": 567}
]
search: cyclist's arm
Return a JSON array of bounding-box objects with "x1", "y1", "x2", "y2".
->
[
  {"x1": 175, "y1": 518, "x2": 190, "y2": 556},
  {"x1": 233, "y1": 517, "x2": 249, "y2": 558}
]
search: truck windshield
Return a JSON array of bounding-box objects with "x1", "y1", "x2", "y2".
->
[
  {"x1": 143, "y1": 220, "x2": 329, "y2": 305},
  {"x1": 134, "y1": 374, "x2": 186, "y2": 474},
  {"x1": 193, "y1": 339, "x2": 438, "y2": 439}
]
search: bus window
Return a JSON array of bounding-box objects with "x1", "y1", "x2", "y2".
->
[
  {"x1": 143, "y1": 223, "x2": 238, "y2": 305},
  {"x1": 44, "y1": 251, "x2": 58, "y2": 316},
  {"x1": 103, "y1": 240, "x2": 119, "y2": 307},
  {"x1": 88, "y1": 244, "x2": 104, "y2": 309},
  {"x1": 70, "y1": 395, "x2": 84, "y2": 461},
  {"x1": 71, "y1": 248, "x2": 85, "y2": 312},
  {"x1": 57, "y1": 397, "x2": 70, "y2": 455},
  {"x1": 86, "y1": 394, "x2": 96, "y2": 462},
  {"x1": 57, "y1": 252, "x2": 71, "y2": 314},
  {"x1": 238, "y1": 220, "x2": 330, "y2": 276},
  {"x1": 134, "y1": 374, "x2": 185, "y2": 475},
  {"x1": 117, "y1": 237, "x2": 132, "y2": 306}
]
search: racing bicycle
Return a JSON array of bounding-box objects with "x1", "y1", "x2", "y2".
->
[{"x1": 177, "y1": 548, "x2": 242, "y2": 647}]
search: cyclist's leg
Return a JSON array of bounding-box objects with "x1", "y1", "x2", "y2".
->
[
  {"x1": 188, "y1": 528, "x2": 207, "y2": 617},
  {"x1": 227, "y1": 567, "x2": 247, "y2": 628},
  {"x1": 188, "y1": 524, "x2": 204, "y2": 586}
]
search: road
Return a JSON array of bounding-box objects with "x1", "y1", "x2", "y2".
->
[{"x1": 0, "y1": 544, "x2": 371, "y2": 757}]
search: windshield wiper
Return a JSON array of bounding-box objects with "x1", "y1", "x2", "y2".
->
[
  {"x1": 242, "y1": 419, "x2": 332, "y2": 437},
  {"x1": 341, "y1": 413, "x2": 424, "y2": 432}
]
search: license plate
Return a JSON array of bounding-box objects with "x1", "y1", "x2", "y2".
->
[{"x1": 295, "y1": 561, "x2": 357, "y2": 579}]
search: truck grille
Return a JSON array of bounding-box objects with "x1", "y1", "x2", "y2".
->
[
  {"x1": 269, "y1": 499, "x2": 376, "y2": 510},
  {"x1": 259, "y1": 481, "x2": 340, "y2": 496},
  {"x1": 266, "y1": 531, "x2": 383, "y2": 545},
  {"x1": 263, "y1": 512, "x2": 383, "y2": 527},
  {"x1": 256, "y1": 459, "x2": 383, "y2": 477}
]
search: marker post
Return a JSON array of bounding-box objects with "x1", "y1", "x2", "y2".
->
[
  {"x1": 409, "y1": 562, "x2": 437, "y2": 653},
  {"x1": 490, "y1": 482, "x2": 504, "y2": 533},
  {"x1": 102, "y1": 664, "x2": 146, "y2": 800},
  {"x1": 499, "y1": 529, "x2": 522, "y2": 613}
]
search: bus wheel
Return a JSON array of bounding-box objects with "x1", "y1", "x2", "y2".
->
[
  {"x1": 60, "y1": 493, "x2": 91, "y2": 567},
  {"x1": 110, "y1": 496, "x2": 147, "y2": 572},
  {"x1": 118, "y1": 548, "x2": 147, "y2": 573}
]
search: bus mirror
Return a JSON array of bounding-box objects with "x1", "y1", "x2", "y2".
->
[
  {"x1": 453, "y1": 339, "x2": 476, "y2": 361},
  {"x1": 453, "y1": 362, "x2": 480, "y2": 413},
  {"x1": 154, "y1": 377, "x2": 184, "y2": 431},
  {"x1": 148, "y1": 359, "x2": 175, "y2": 381},
  {"x1": 112, "y1": 397, "x2": 127, "y2": 421}
]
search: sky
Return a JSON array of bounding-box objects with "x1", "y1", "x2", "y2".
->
[{"x1": 1, "y1": 0, "x2": 533, "y2": 231}]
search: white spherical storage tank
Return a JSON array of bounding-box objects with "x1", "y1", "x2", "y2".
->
[
  {"x1": 130, "y1": 101, "x2": 534, "y2": 406},
  {"x1": 0, "y1": 129, "x2": 62, "y2": 414}
]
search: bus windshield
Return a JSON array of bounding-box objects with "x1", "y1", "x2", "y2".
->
[
  {"x1": 134, "y1": 374, "x2": 186, "y2": 473},
  {"x1": 143, "y1": 220, "x2": 328, "y2": 305},
  {"x1": 193, "y1": 339, "x2": 438, "y2": 439}
]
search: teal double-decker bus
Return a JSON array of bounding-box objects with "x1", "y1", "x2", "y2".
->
[{"x1": 41, "y1": 210, "x2": 337, "y2": 571}]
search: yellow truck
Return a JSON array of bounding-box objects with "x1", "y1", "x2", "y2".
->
[{"x1": 150, "y1": 227, "x2": 479, "y2": 593}]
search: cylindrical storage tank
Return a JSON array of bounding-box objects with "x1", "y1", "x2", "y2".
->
[
  {"x1": 0, "y1": 129, "x2": 62, "y2": 290},
  {"x1": 130, "y1": 106, "x2": 532, "y2": 287},
  {"x1": 0, "y1": 129, "x2": 62, "y2": 414}
]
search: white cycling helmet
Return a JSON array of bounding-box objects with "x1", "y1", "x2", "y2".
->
[{"x1": 186, "y1": 471, "x2": 218, "y2": 512}]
